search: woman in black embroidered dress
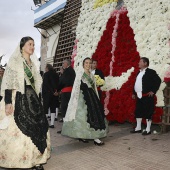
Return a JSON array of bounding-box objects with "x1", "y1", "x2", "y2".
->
[
  {"x1": 0, "y1": 37, "x2": 50, "y2": 170},
  {"x1": 62, "y1": 57, "x2": 108, "y2": 145}
]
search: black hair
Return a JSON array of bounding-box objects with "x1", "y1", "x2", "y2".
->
[
  {"x1": 141, "y1": 57, "x2": 149, "y2": 66},
  {"x1": 0, "y1": 67, "x2": 5, "y2": 71},
  {"x1": 92, "y1": 59, "x2": 98, "y2": 63},
  {"x1": 20, "y1": 36, "x2": 34, "y2": 52},
  {"x1": 82, "y1": 57, "x2": 91, "y2": 67},
  {"x1": 46, "y1": 64, "x2": 54, "y2": 71}
]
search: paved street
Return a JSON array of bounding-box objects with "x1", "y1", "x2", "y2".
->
[
  {"x1": 44, "y1": 120, "x2": 170, "y2": 170},
  {"x1": 1, "y1": 120, "x2": 170, "y2": 170}
]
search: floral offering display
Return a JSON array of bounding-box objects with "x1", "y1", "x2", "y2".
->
[
  {"x1": 164, "y1": 66, "x2": 170, "y2": 83},
  {"x1": 71, "y1": 39, "x2": 78, "y2": 67},
  {"x1": 164, "y1": 24, "x2": 170, "y2": 83},
  {"x1": 71, "y1": 0, "x2": 168, "y2": 123},
  {"x1": 73, "y1": 0, "x2": 117, "y2": 71},
  {"x1": 92, "y1": 7, "x2": 141, "y2": 122},
  {"x1": 93, "y1": 0, "x2": 118, "y2": 9},
  {"x1": 124, "y1": 0, "x2": 170, "y2": 106}
]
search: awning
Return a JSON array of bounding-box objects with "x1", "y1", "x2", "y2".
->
[{"x1": 34, "y1": 0, "x2": 66, "y2": 29}]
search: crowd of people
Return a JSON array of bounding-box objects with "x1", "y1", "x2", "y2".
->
[{"x1": 0, "y1": 37, "x2": 161, "y2": 169}]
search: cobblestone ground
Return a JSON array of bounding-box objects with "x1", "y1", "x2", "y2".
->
[{"x1": 1, "y1": 119, "x2": 170, "y2": 170}]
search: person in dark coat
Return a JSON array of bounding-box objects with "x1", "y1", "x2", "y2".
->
[
  {"x1": 91, "y1": 59, "x2": 105, "y2": 99},
  {"x1": 42, "y1": 64, "x2": 59, "y2": 128},
  {"x1": 131, "y1": 57, "x2": 161, "y2": 135},
  {"x1": 57, "y1": 59, "x2": 75, "y2": 126}
]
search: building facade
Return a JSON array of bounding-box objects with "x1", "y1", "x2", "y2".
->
[{"x1": 34, "y1": 0, "x2": 66, "y2": 71}]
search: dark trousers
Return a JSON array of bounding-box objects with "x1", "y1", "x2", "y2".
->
[
  {"x1": 135, "y1": 96, "x2": 155, "y2": 119},
  {"x1": 61, "y1": 92, "x2": 71, "y2": 118},
  {"x1": 43, "y1": 93, "x2": 59, "y2": 115}
]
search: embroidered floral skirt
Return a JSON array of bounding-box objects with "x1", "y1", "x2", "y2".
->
[{"x1": 0, "y1": 86, "x2": 50, "y2": 168}]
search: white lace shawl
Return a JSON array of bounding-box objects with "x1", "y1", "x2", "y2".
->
[
  {"x1": 0, "y1": 45, "x2": 42, "y2": 128},
  {"x1": 64, "y1": 67, "x2": 99, "y2": 122},
  {"x1": 1, "y1": 45, "x2": 42, "y2": 96}
]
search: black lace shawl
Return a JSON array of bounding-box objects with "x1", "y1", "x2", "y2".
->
[
  {"x1": 5, "y1": 86, "x2": 48, "y2": 154},
  {"x1": 80, "y1": 81, "x2": 106, "y2": 131}
]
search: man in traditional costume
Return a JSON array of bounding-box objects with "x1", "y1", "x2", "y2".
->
[
  {"x1": 58, "y1": 59, "x2": 76, "y2": 122},
  {"x1": 131, "y1": 57, "x2": 161, "y2": 135},
  {"x1": 42, "y1": 64, "x2": 59, "y2": 128}
]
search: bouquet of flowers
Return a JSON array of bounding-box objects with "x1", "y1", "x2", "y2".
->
[{"x1": 94, "y1": 75, "x2": 105, "y2": 86}]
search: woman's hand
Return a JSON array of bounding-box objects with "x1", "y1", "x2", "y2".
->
[{"x1": 5, "y1": 104, "x2": 13, "y2": 116}]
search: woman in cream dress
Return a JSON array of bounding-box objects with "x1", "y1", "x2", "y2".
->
[{"x1": 0, "y1": 37, "x2": 50, "y2": 170}]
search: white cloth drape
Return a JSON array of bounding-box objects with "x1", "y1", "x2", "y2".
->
[{"x1": 134, "y1": 68, "x2": 147, "y2": 98}]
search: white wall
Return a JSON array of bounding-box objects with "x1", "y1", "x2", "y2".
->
[{"x1": 45, "y1": 24, "x2": 61, "y2": 65}]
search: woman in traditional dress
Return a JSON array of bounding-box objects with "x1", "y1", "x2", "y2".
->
[
  {"x1": 62, "y1": 57, "x2": 108, "y2": 145},
  {"x1": 0, "y1": 37, "x2": 50, "y2": 170}
]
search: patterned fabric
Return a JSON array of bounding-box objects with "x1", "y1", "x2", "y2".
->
[
  {"x1": 23, "y1": 61, "x2": 35, "y2": 89},
  {"x1": 80, "y1": 81, "x2": 106, "y2": 130},
  {"x1": 62, "y1": 91, "x2": 108, "y2": 139},
  {"x1": 14, "y1": 86, "x2": 48, "y2": 154},
  {"x1": 1, "y1": 45, "x2": 41, "y2": 96},
  {"x1": 0, "y1": 86, "x2": 50, "y2": 168},
  {"x1": 0, "y1": 122, "x2": 50, "y2": 169},
  {"x1": 0, "y1": 45, "x2": 50, "y2": 168},
  {"x1": 82, "y1": 73, "x2": 96, "y2": 92},
  {"x1": 63, "y1": 68, "x2": 84, "y2": 122}
]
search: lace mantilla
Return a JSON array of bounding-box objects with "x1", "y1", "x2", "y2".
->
[
  {"x1": 0, "y1": 45, "x2": 42, "y2": 126},
  {"x1": 1, "y1": 45, "x2": 41, "y2": 96},
  {"x1": 64, "y1": 68, "x2": 99, "y2": 122}
]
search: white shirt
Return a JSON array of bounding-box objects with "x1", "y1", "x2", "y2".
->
[
  {"x1": 91, "y1": 69, "x2": 95, "y2": 75},
  {"x1": 134, "y1": 68, "x2": 147, "y2": 98}
]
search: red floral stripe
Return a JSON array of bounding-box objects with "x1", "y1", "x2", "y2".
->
[{"x1": 92, "y1": 10, "x2": 163, "y2": 123}]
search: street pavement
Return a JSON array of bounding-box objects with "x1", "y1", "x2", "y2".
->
[
  {"x1": 1, "y1": 119, "x2": 170, "y2": 170},
  {"x1": 45, "y1": 120, "x2": 170, "y2": 170}
]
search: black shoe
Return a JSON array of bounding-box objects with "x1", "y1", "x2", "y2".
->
[
  {"x1": 130, "y1": 129, "x2": 142, "y2": 133},
  {"x1": 49, "y1": 125, "x2": 54, "y2": 128},
  {"x1": 94, "y1": 141, "x2": 105, "y2": 146},
  {"x1": 78, "y1": 139, "x2": 89, "y2": 143},
  {"x1": 59, "y1": 119, "x2": 63, "y2": 122},
  {"x1": 57, "y1": 130, "x2": 62, "y2": 134},
  {"x1": 33, "y1": 165, "x2": 44, "y2": 170},
  {"x1": 55, "y1": 118, "x2": 58, "y2": 121},
  {"x1": 142, "y1": 131, "x2": 151, "y2": 135}
]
